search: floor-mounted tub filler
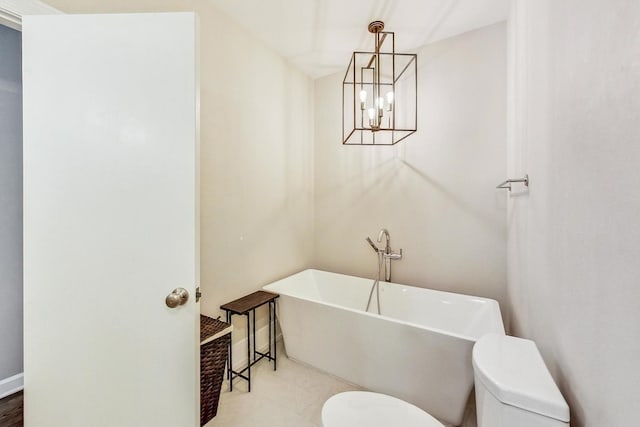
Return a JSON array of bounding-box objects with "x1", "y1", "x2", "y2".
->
[{"x1": 263, "y1": 269, "x2": 505, "y2": 426}]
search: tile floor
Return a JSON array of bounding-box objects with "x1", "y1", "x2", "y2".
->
[
  {"x1": 205, "y1": 343, "x2": 361, "y2": 427},
  {"x1": 206, "y1": 342, "x2": 478, "y2": 427}
]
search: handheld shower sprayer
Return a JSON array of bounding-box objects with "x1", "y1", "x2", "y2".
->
[
  {"x1": 365, "y1": 236, "x2": 383, "y2": 315},
  {"x1": 365, "y1": 237, "x2": 380, "y2": 253}
]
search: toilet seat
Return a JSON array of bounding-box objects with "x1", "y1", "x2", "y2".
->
[{"x1": 321, "y1": 391, "x2": 444, "y2": 427}]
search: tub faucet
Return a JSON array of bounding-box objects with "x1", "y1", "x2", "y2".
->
[
  {"x1": 378, "y1": 229, "x2": 391, "y2": 254},
  {"x1": 376, "y1": 229, "x2": 402, "y2": 282}
]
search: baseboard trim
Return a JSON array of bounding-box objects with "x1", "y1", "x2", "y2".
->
[{"x1": 0, "y1": 373, "x2": 24, "y2": 399}]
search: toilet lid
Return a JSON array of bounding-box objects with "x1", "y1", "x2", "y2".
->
[
  {"x1": 473, "y1": 334, "x2": 570, "y2": 422},
  {"x1": 321, "y1": 391, "x2": 444, "y2": 427}
]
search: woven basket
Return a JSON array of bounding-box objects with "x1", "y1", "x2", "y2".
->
[{"x1": 201, "y1": 316, "x2": 231, "y2": 426}]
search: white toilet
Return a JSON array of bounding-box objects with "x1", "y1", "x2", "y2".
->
[{"x1": 321, "y1": 333, "x2": 570, "y2": 427}]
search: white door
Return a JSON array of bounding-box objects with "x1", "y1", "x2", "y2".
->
[{"x1": 22, "y1": 13, "x2": 199, "y2": 427}]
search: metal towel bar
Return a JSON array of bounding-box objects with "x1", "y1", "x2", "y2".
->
[{"x1": 496, "y1": 174, "x2": 529, "y2": 191}]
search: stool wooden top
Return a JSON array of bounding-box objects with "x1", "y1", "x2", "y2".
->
[{"x1": 220, "y1": 290, "x2": 279, "y2": 315}]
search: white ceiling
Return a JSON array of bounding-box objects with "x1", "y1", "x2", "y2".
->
[{"x1": 211, "y1": 0, "x2": 510, "y2": 79}]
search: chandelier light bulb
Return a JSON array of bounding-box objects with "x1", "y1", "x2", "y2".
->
[
  {"x1": 368, "y1": 107, "x2": 377, "y2": 128},
  {"x1": 376, "y1": 97, "x2": 385, "y2": 120},
  {"x1": 386, "y1": 91, "x2": 394, "y2": 111},
  {"x1": 359, "y1": 90, "x2": 367, "y2": 110}
]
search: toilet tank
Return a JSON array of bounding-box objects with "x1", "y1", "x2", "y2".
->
[{"x1": 472, "y1": 334, "x2": 570, "y2": 427}]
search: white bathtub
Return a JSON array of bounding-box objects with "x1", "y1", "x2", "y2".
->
[{"x1": 263, "y1": 269, "x2": 504, "y2": 426}]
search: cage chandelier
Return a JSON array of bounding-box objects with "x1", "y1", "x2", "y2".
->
[{"x1": 342, "y1": 21, "x2": 417, "y2": 145}]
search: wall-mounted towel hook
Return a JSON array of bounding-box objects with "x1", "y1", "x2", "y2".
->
[{"x1": 496, "y1": 174, "x2": 529, "y2": 191}]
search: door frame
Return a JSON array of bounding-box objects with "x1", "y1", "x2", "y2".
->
[
  {"x1": 0, "y1": 0, "x2": 58, "y2": 399},
  {"x1": 0, "y1": 0, "x2": 60, "y2": 31}
]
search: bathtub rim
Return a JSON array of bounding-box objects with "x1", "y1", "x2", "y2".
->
[{"x1": 263, "y1": 268, "x2": 504, "y2": 343}]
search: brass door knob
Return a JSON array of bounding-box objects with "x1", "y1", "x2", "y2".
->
[{"x1": 165, "y1": 288, "x2": 189, "y2": 308}]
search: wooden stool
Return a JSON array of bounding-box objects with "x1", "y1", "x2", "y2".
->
[{"x1": 220, "y1": 290, "x2": 279, "y2": 392}]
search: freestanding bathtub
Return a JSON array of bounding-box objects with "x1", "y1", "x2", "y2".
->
[{"x1": 263, "y1": 269, "x2": 504, "y2": 426}]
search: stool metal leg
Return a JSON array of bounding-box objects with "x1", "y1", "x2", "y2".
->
[
  {"x1": 225, "y1": 311, "x2": 229, "y2": 381},
  {"x1": 252, "y1": 308, "x2": 256, "y2": 362},
  {"x1": 268, "y1": 300, "x2": 272, "y2": 366},
  {"x1": 246, "y1": 313, "x2": 251, "y2": 392},
  {"x1": 227, "y1": 311, "x2": 233, "y2": 392},
  {"x1": 273, "y1": 300, "x2": 277, "y2": 370}
]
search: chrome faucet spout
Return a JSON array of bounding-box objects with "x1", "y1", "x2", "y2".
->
[{"x1": 377, "y1": 228, "x2": 391, "y2": 253}]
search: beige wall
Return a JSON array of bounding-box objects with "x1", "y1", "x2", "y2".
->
[
  {"x1": 46, "y1": 0, "x2": 315, "y2": 331},
  {"x1": 508, "y1": 1, "x2": 640, "y2": 425},
  {"x1": 313, "y1": 23, "x2": 508, "y2": 315}
]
